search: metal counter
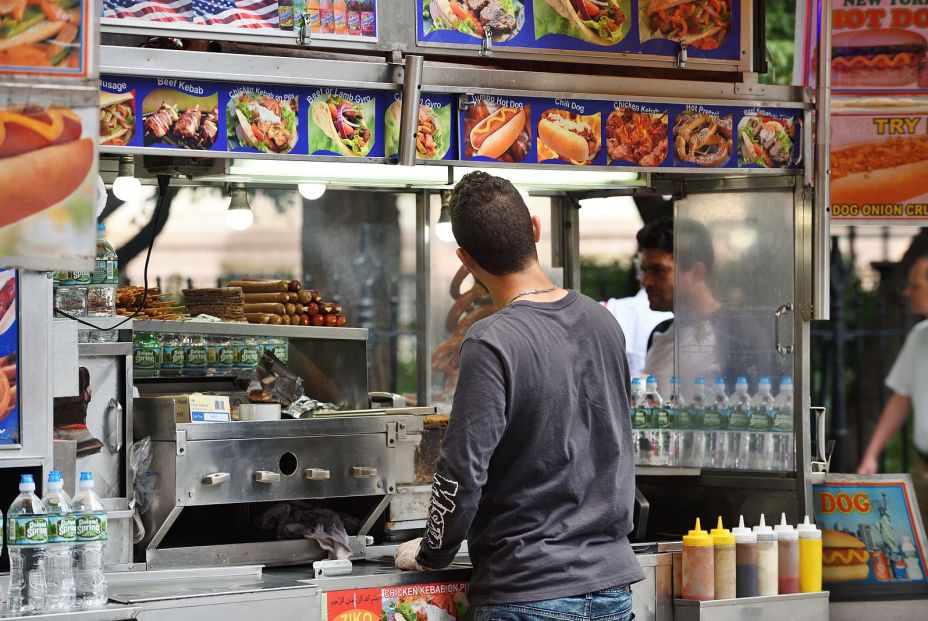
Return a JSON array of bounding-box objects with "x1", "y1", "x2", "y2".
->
[{"x1": 0, "y1": 607, "x2": 140, "y2": 621}]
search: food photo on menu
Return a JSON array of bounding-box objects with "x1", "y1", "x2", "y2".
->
[
  {"x1": 606, "y1": 106, "x2": 668, "y2": 166},
  {"x1": 737, "y1": 113, "x2": 798, "y2": 169},
  {"x1": 462, "y1": 99, "x2": 531, "y2": 162},
  {"x1": 830, "y1": 28, "x2": 928, "y2": 90},
  {"x1": 309, "y1": 93, "x2": 376, "y2": 157},
  {"x1": 0, "y1": 0, "x2": 84, "y2": 72},
  {"x1": 423, "y1": 0, "x2": 525, "y2": 42},
  {"x1": 99, "y1": 90, "x2": 136, "y2": 147},
  {"x1": 142, "y1": 87, "x2": 220, "y2": 150},
  {"x1": 536, "y1": 107, "x2": 601, "y2": 164},
  {"x1": 385, "y1": 99, "x2": 453, "y2": 160},
  {"x1": 227, "y1": 90, "x2": 299, "y2": 154},
  {"x1": 639, "y1": 0, "x2": 733, "y2": 51},
  {"x1": 0, "y1": 269, "x2": 17, "y2": 445},
  {"x1": 673, "y1": 108, "x2": 732, "y2": 167},
  {"x1": 533, "y1": 0, "x2": 630, "y2": 47}
]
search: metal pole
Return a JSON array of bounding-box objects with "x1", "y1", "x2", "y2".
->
[
  {"x1": 813, "y1": 0, "x2": 832, "y2": 320},
  {"x1": 415, "y1": 190, "x2": 432, "y2": 408},
  {"x1": 397, "y1": 55, "x2": 424, "y2": 167}
]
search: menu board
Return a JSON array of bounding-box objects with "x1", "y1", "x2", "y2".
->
[
  {"x1": 813, "y1": 476, "x2": 928, "y2": 594},
  {"x1": 323, "y1": 583, "x2": 470, "y2": 621},
  {"x1": 307, "y1": 87, "x2": 382, "y2": 158},
  {"x1": 0, "y1": 101, "x2": 97, "y2": 270},
  {"x1": 101, "y1": 0, "x2": 378, "y2": 41},
  {"x1": 0, "y1": 269, "x2": 19, "y2": 446},
  {"x1": 830, "y1": 108, "x2": 928, "y2": 224},
  {"x1": 0, "y1": 0, "x2": 92, "y2": 78},
  {"x1": 385, "y1": 93, "x2": 457, "y2": 161},
  {"x1": 418, "y1": 0, "x2": 741, "y2": 61}
]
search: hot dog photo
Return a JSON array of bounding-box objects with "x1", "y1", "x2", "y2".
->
[
  {"x1": 308, "y1": 91, "x2": 376, "y2": 158},
  {"x1": 606, "y1": 106, "x2": 668, "y2": 166},
  {"x1": 536, "y1": 107, "x2": 601, "y2": 165},
  {"x1": 384, "y1": 97, "x2": 453, "y2": 161},
  {"x1": 227, "y1": 89, "x2": 299, "y2": 155},
  {"x1": 673, "y1": 109, "x2": 733, "y2": 167},
  {"x1": 0, "y1": 0, "x2": 86, "y2": 75},
  {"x1": 422, "y1": 0, "x2": 525, "y2": 43},
  {"x1": 639, "y1": 0, "x2": 733, "y2": 51},
  {"x1": 533, "y1": 0, "x2": 630, "y2": 47},
  {"x1": 0, "y1": 269, "x2": 17, "y2": 444},
  {"x1": 143, "y1": 87, "x2": 220, "y2": 150},
  {"x1": 462, "y1": 98, "x2": 532, "y2": 163}
]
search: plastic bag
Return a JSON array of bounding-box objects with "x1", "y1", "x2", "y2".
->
[{"x1": 130, "y1": 436, "x2": 157, "y2": 514}]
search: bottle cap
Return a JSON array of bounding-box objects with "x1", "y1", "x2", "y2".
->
[
  {"x1": 759, "y1": 376, "x2": 771, "y2": 386},
  {"x1": 646, "y1": 376, "x2": 657, "y2": 385},
  {"x1": 775, "y1": 513, "x2": 798, "y2": 540},
  {"x1": 710, "y1": 516, "x2": 735, "y2": 546},
  {"x1": 19, "y1": 473, "x2": 35, "y2": 490},
  {"x1": 781, "y1": 376, "x2": 793, "y2": 387},
  {"x1": 714, "y1": 376, "x2": 725, "y2": 385},
  {"x1": 736, "y1": 376, "x2": 748, "y2": 385},
  {"x1": 797, "y1": 515, "x2": 821, "y2": 539},
  {"x1": 753, "y1": 514, "x2": 777, "y2": 541},
  {"x1": 48, "y1": 471, "x2": 62, "y2": 483},
  {"x1": 670, "y1": 376, "x2": 679, "y2": 385},
  {"x1": 79, "y1": 471, "x2": 94, "y2": 488},
  {"x1": 731, "y1": 515, "x2": 757, "y2": 544},
  {"x1": 683, "y1": 518, "x2": 713, "y2": 547},
  {"x1": 97, "y1": 222, "x2": 105, "y2": 232},
  {"x1": 631, "y1": 377, "x2": 641, "y2": 386}
]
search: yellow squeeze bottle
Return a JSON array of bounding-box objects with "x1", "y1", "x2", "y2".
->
[{"x1": 797, "y1": 515, "x2": 822, "y2": 592}]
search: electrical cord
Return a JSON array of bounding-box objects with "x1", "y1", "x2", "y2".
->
[{"x1": 54, "y1": 174, "x2": 171, "y2": 331}]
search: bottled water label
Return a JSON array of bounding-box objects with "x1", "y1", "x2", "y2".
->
[
  {"x1": 184, "y1": 344, "x2": 208, "y2": 368},
  {"x1": 271, "y1": 342, "x2": 288, "y2": 364},
  {"x1": 729, "y1": 409, "x2": 749, "y2": 429},
  {"x1": 60, "y1": 272, "x2": 92, "y2": 286},
  {"x1": 748, "y1": 409, "x2": 770, "y2": 430},
  {"x1": 134, "y1": 345, "x2": 159, "y2": 371},
  {"x1": 47, "y1": 514, "x2": 76, "y2": 544},
  {"x1": 161, "y1": 345, "x2": 185, "y2": 370},
  {"x1": 9, "y1": 516, "x2": 49, "y2": 545},
  {"x1": 703, "y1": 410, "x2": 722, "y2": 429},
  {"x1": 235, "y1": 342, "x2": 260, "y2": 368},
  {"x1": 92, "y1": 260, "x2": 117, "y2": 285},
  {"x1": 75, "y1": 512, "x2": 107, "y2": 542},
  {"x1": 632, "y1": 408, "x2": 648, "y2": 429},
  {"x1": 772, "y1": 410, "x2": 793, "y2": 432}
]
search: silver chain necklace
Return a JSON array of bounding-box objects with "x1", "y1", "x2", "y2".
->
[{"x1": 506, "y1": 287, "x2": 558, "y2": 306}]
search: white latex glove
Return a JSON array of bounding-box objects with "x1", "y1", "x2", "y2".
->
[{"x1": 394, "y1": 537, "x2": 424, "y2": 571}]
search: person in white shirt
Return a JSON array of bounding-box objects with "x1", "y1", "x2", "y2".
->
[
  {"x1": 858, "y1": 255, "x2": 928, "y2": 527},
  {"x1": 605, "y1": 288, "x2": 672, "y2": 379}
]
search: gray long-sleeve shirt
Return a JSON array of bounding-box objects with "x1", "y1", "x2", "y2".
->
[{"x1": 417, "y1": 290, "x2": 644, "y2": 605}]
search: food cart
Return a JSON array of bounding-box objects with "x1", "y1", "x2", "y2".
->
[{"x1": 0, "y1": 1, "x2": 855, "y2": 620}]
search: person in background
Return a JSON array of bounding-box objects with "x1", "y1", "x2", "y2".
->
[
  {"x1": 858, "y1": 255, "x2": 928, "y2": 527},
  {"x1": 604, "y1": 275, "x2": 673, "y2": 379},
  {"x1": 394, "y1": 171, "x2": 643, "y2": 620},
  {"x1": 636, "y1": 216, "x2": 677, "y2": 390}
]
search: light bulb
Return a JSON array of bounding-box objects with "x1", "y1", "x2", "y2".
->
[
  {"x1": 662, "y1": 194, "x2": 673, "y2": 201},
  {"x1": 298, "y1": 183, "x2": 327, "y2": 200},
  {"x1": 112, "y1": 175, "x2": 143, "y2": 201},
  {"x1": 435, "y1": 221, "x2": 456, "y2": 243},
  {"x1": 225, "y1": 208, "x2": 253, "y2": 231}
]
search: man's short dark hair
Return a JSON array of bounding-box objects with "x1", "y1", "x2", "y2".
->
[
  {"x1": 636, "y1": 216, "x2": 673, "y2": 255},
  {"x1": 676, "y1": 219, "x2": 715, "y2": 274},
  {"x1": 450, "y1": 171, "x2": 537, "y2": 276}
]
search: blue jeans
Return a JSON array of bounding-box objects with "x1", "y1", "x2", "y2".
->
[{"x1": 471, "y1": 585, "x2": 634, "y2": 621}]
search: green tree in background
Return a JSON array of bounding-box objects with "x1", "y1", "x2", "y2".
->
[{"x1": 763, "y1": 0, "x2": 798, "y2": 85}]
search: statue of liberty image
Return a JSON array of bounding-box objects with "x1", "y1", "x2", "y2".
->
[{"x1": 878, "y1": 492, "x2": 899, "y2": 553}]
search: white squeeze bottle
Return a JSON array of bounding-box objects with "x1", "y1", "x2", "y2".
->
[
  {"x1": 72, "y1": 472, "x2": 108, "y2": 608},
  {"x1": 43, "y1": 470, "x2": 76, "y2": 610},
  {"x1": 7, "y1": 474, "x2": 48, "y2": 612}
]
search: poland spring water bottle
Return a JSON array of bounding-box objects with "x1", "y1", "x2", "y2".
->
[
  {"x1": 72, "y1": 472, "x2": 107, "y2": 608},
  {"x1": 630, "y1": 377, "x2": 646, "y2": 465},
  {"x1": 42, "y1": 471, "x2": 76, "y2": 610},
  {"x1": 643, "y1": 376, "x2": 664, "y2": 466},
  {"x1": 7, "y1": 474, "x2": 48, "y2": 612}
]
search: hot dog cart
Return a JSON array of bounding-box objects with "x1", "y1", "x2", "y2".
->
[{"x1": 0, "y1": 1, "x2": 851, "y2": 620}]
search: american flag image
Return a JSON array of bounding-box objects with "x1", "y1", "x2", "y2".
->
[
  {"x1": 193, "y1": 0, "x2": 278, "y2": 28},
  {"x1": 103, "y1": 0, "x2": 194, "y2": 22}
]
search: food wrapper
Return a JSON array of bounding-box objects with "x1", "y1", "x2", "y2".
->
[
  {"x1": 285, "y1": 395, "x2": 343, "y2": 419},
  {"x1": 246, "y1": 351, "x2": 304, "y2": 406}
]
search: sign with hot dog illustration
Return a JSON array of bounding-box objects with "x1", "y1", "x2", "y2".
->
[
  {"x1": 308, "y1": 88, "x2": 382, "y2": 158},
  {"x1": 418, "y1": 0, "x2": 739, "y2": 59},
  {"x1": 0, "y1": 0, "x2": 91, "y2": 77},
  {"x1": 0, "y1": 269, "x2": 19, "y2": 446},
  {"x1": 534, "y1": 98, "x2": 605, "y2": 165},
  {"x1": 0, "y1": 103, "x2": 96, "y2": 270},
  {"x1": 385, "y1": 93, "x2": 455, "y2": 161},
  {"x1": 459, "y1": 96, "x2": 533, "y2": 163},
  {"x1": 830, "y1": 108, "x2": 928, "y2": 223},
  {"x1": 813, "y1": 476, "x2": 927, "y2": 593}
]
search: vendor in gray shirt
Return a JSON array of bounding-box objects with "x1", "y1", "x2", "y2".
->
[{"x1": 395, "y1": 172, "x2": 643, "y2": 620}]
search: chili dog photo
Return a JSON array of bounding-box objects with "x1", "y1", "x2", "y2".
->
[
  {"x1": 99, "y1": 91, "x2": 135, "y2": 147},
  {"x1": 831, "y1": 28, "x2": 928, "y2": 89},
  {"x1": 309, "y1": 94, "x2": 375, "y2": 158},
  {"x1": 673, "y1": 109, "x2": 732, "y2": 167},
  {"x1": 0, "y1": 105, "x2": 93, "y2": 225},
  {"x1": 534, "y1": 0, "x2": 630, "y2": 47},
  {"x1": 606, "y1": 107, "x2": 668, "y2": 166},
  {"x1": 423, "y1": 0, "x2": 525, "y2": 42},
  {"x1": 142, "y1": 88, "x2": 219, "y2": 150},
  {"x1": 639, "y1": 0, "x2": 733, "y2": 51},
  {"x1": 385, "y1": 99, "x2": 452, "y2": 160},
  {"x1": 0, "y1": 0, "x2": 85, "y2": 74},
  {"x1": 462, "y1": 99, "x2": 531, "y2": 162},
  {"x1": 822, "y1": 530, "x2": 871, "y2": 582},
  {"x1": 537, "y1": 108, "x2": 601, "y2": 164}
]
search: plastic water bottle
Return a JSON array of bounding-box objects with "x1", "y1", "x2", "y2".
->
[
  {"x1": 7, "y1": 474, "x2": 48, "y2": 612},
  {"x1": 630, "y1": 377, "x2": 647, "y2": 465},
  {"x1": 749, "y1": 377, "x2": 775, "y2": 470},
  {"x1": 54, "y1": 271, "x2": 90, "y2": 341},
  {"x1": 644, "y1": 376, "x2": 665, "y2": 466},
  {"x1": 704, "y1": 377, "x2": 731, "y2": 468},
  {"x1": 87, "y1": 223, "x2": 118, "y2": 342},
  {"x1": 730, "y1": 377, "x2": 752, "y2": 469},
  {"x1": 42, "y1": 471, "x2": 76, "y2": 610},
  {"x1": 666, "y1": 376, "x2": 684, "y2": 468},
  {"x1": 682, "y1": 378, "x2": 706, "y2": 468},
  {"x1": 771, "y1": 377, "x2": 795, "y2": 471},
  {"x1": 72, "y1": 473, "x2": 107, "y2": 609}
]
